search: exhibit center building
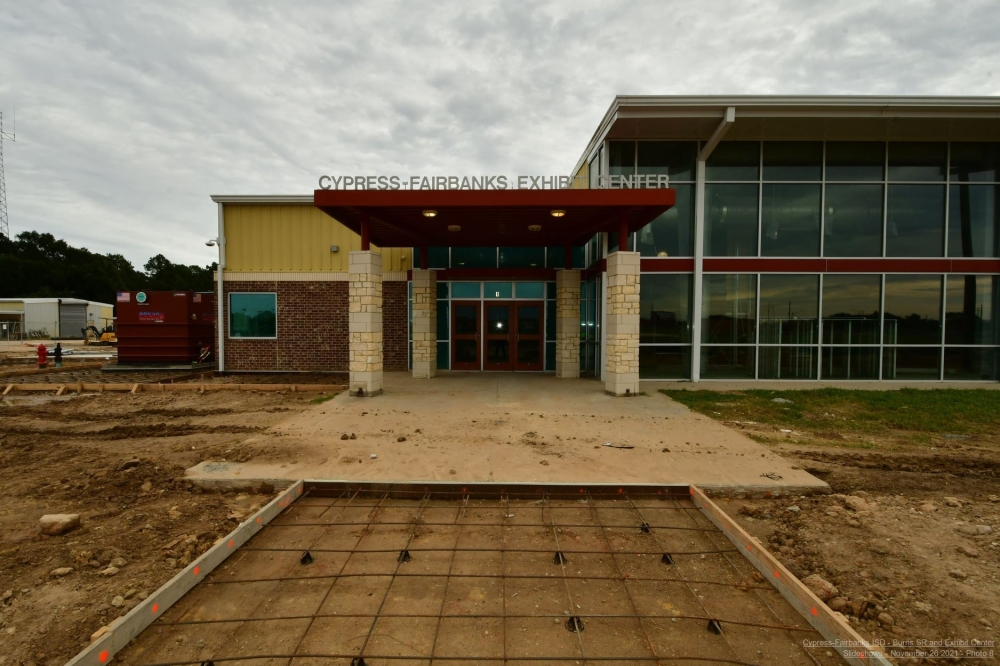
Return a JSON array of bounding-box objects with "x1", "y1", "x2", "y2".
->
[{"x1": 210, "y1": 95, "x2": 1000, "y2": 392}]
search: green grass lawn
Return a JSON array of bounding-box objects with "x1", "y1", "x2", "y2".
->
[{"x1": 661, "y1": 388, "x2": 1000, "y2": 443}]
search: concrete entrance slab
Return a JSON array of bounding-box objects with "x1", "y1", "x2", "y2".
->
[{"x1": 187, "y1": 372, "x2": 828, "y2": 495}]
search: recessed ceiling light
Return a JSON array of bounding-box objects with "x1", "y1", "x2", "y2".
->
[
  {"x1": 550, "y1": 210, "x2": 566, "y2": 218},
  {"x1": 422, "y1": 210, "x2": 437, "y2": 217},
  {"x1": 448, "y1": 224, "x2": 461, "y2": 232},
  {"x1": 528, "y1": 224, "x2": 542, "y2": 232}
]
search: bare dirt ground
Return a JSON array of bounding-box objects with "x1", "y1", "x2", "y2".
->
[
  {"x1": 3, "y1": 380, "x2": 999, "y2": 665},
  {"x1": 679, "y1": 395, "x2": 1000, "y2": 663},
  {"x1": 0, "y1": 386, "x2": 329, "y2": 666}
]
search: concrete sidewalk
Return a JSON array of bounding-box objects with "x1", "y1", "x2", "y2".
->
[{"x1": 187, "y1": 372, "x2": 828, "y2": 495}]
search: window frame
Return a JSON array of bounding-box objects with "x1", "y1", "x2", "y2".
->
[{"x1": 228, "y1": 291, "x2": 278, "y2": 340}]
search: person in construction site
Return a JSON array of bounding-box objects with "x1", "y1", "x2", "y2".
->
[
  {"x1": 36, "y1": 342, "x2": 48, "y2": 369},
  {"x1": 53, "y1": 343, "x2": 63, "y2": 368}
]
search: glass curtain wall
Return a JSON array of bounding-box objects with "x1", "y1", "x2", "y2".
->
[
  {"x1": 696, "y1": 272, "x2": 1000, "y2": 380},
  {"x1": 700, "y1": 141, "x2": 1000, "y2": 258},
  {"x1": 639, "y1": 274, "x2": 692, "y2": 378},
  {"x1": 604, "y1": 141, "x2": 696, "y2": 257}
]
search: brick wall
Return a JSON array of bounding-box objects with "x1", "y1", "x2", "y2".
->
[
  {"x1": 383, "y1": 281, "x2": 408, "y2": 371},
  {"x1": 218, "y1": 279, "x2": 409, "y2": 372}
]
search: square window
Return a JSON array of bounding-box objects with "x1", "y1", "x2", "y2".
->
[{"x1": 229, "y1": 293, "x2": 276, "y2": 338}]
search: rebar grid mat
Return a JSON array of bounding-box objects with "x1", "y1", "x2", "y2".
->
[{"x1": 119, "y1": 484, "x2": 845, "y2": 666}]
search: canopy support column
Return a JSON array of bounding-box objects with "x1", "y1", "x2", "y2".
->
[
  {"x1": 604, "y1": 251, "x2": 640, "y2": 396},
  {"x1": 411, "y1": 269, "x2": 437, "y2": 378},
  {"x1": 555, "y1": 269, "x2": 581, "y2": 378},
  {"x1": 349, "y1": 251, "x2": 382, "y2": 396}
]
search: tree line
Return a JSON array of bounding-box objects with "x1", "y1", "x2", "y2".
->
[{"x1": 0, "y1": 231, "x2": 215, "y2": 303}]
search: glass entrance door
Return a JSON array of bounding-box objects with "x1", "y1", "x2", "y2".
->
[
  {"x1": 514, "y1": 303, "x2": 543, "y2": 371},
  {"x1": 452, "y1": 302, "x2": 481, "y2": 371},
  {"x1": 481, "y1": 302, "x2": 544, "y2": 371},
  {"x1": 484, "y1": 304, "x2": 512, "y2": 370}
]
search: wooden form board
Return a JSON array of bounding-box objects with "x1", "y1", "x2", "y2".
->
[
  {"x1": 690, "y1": 486, "x2": 893, "y2": 666},
  {"x1": 2, "y1": 382, "x2": 344, "y2": 395},
  {"x1": 65, "y1": 481, "x2": 305, "y2": 666},
  {"x1": 0, "y1": 361, "x2": 105, "y2": 378}
]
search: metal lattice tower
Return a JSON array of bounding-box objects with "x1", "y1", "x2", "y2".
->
[{"x1": 0, "y1": 111, "x2": 14, "y2": 241}]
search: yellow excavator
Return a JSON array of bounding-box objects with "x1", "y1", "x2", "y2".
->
[{"x1": 82, "y1": 324, "x2": 117, "y2": 346}]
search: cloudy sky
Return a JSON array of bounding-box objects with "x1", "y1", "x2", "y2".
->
[{"x1": 1, "y1": 1, "x2": 998, "y2": 267}]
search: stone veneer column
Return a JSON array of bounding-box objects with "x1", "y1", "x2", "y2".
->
[
  {"x1": 604, "y1": 251, "x2": 640, "y2": 396},
  {"x1": 411, "y1": 269, "x2": 437, "y2": 378},
  {"x1": 349, "y1": 251, "x2": 383, "y2": 396},
  {"x1": 555, "y1": 269, "x2": 581, "y2": 378}
]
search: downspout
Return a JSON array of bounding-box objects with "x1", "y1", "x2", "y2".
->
[
  {"x1": 216, "y1": 202, "x2": 226, "y2": 373},
  {"x1": 691, "y1": 106, "x2": 735, "y2": 382}
]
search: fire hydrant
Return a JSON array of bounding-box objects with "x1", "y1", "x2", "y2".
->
[{"x1": 37, "y1": 343, "x2": 48, "y2": 369}]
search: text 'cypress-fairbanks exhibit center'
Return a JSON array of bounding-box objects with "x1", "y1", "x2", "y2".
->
[{"x1": 210, "y1": 96, "x2": 1000, "y2": 391}]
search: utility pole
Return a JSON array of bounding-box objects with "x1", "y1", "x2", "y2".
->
[{"x1": 0, "y1": 110, "x2": 15, "y2": 241}]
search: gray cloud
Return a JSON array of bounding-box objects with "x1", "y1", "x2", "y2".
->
[{"x1": 0, "y1": 0, "x2": 997, "y2": 266}]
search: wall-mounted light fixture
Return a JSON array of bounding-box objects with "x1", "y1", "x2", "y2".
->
[{"x1": 330, "y1": 245, "x2": 339, "y2": 253}]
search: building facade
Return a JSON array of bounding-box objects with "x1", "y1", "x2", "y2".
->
[{"x1": 213, "y1": 96, "x2": 1000, "y2": 383}]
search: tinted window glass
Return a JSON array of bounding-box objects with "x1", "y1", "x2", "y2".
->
[
  {"x1": 608, "y1": 141, "x2": 635, "y2": 176},
  {"x1": 822, "y1": 274, "x2": 881, "y2": 344},
  {"x1": 821, "y1": 347, "x2": 880, "y2": 379},
  {"x1": 515, "y1": 282, "x2": 545, "y2": 299},
  {"x1": 546, "y1": 246, "x2": 586, "y2": 269},
  {"x1": 759, "y1": 274, "x2": 818, "y2": 344},
  {"x1": 948, "y1": 184, "x2": 999, "y2": 257},
  {"x1": 706, "y1": 142, "x2": 759, "y2": 181},
  {"x1": 943, "y1": 348, "x2": 999, "y2": 381},
  {"x1": 945, "y1": 275, "x2": 999, "y2": 345},
  {"x1": 451, "y1": 282, "x2": 480, "y2": 298},
  {"x1": 499, "y1": 247, "x2": 544, "y2": 268},
  {"x1": 883, "y1": 347, "x2": 940, "y2": 379},
  {"x1": 949, "y1": 143, "x2": 1000, "y2": 182},
  {"x1": 640, "y1": 347, "x2": 691, "y2": 379},
  {"x1": 637, "y1": 184, "x2": 693, "y2": 257},
  {"x1": 705, "y1": 184, "x2": 758, "y2": 256},
  {"x1": 886, "y1": 185, "x2": 945, "y2": 256},
  {"x1": 888, "y1": 142, "x2": 947, "y2": 181},
  {"x1": 761, "y1": 184, "x2": 821, "y2": 256},
  {"x1": 437, "y1": 301, "x2": 449, "y2": 340},
  {"x1": 451, "y1": 247, "x2": 497, "y2": 268},
  {"x1": 484, "y1": 282, "x2": 512, "y2": 299},
  {"x1": 823, "y1": 184, "x2": 883, "y2": 257},
  {"x1": 758, "y1": 346, "x2": 817, "y2": 379},
  {"x1": 883, "y1": 275, "x2": 942, "y2": 344},
  {"x1": 428, "y1": 247, "x2": 449, "y2": 268},
  {"x1": 702, "y1": 274, "x2": 757, "y2": 344},
  {"x1": 763, "y1": 142, "x2": 822, "y2": 181},
  {"x1": 637, "y1": 142, "x2": 697, "y2": 181},
  {"x1": 825, "y1": 142, "x2": 885, "y2": 181},
  {"x1": 701, "y1": 346, "x2": 755, "y2": 378},
  {"x1": 229, "y1": 293, "x2": 276, "y2": 338},
  {"x1": 640, "y1": 274, "x2": 691, "y2": 343}
]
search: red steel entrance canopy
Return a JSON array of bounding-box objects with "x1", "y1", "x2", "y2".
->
[{"x1": 313, "y1": 188, "x2": 675, "y2": 249}]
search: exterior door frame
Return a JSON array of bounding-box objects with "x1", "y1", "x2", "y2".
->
[{"x1": 451, "y1": 301, "x2": 481, "y2": 371}]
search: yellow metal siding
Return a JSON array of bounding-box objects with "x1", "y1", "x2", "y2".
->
[
  {"x1": 223, "y1": 205, "x2": 412, "y2": 272},
  {"x1": 573, "y1": 162, "x2": 588, "y2": 188}
]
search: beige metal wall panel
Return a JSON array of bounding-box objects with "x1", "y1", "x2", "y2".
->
[{"x1": 223, "y1": 204, "x2": 413, "y2": 272}]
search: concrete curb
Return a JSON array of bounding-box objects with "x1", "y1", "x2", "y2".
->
[
  {"x1": 692, "y1": 486, "x2": 892, "y2": 666},
  {"x1": 63, "y1": 480, "x2": 304, "y2": 666}
]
